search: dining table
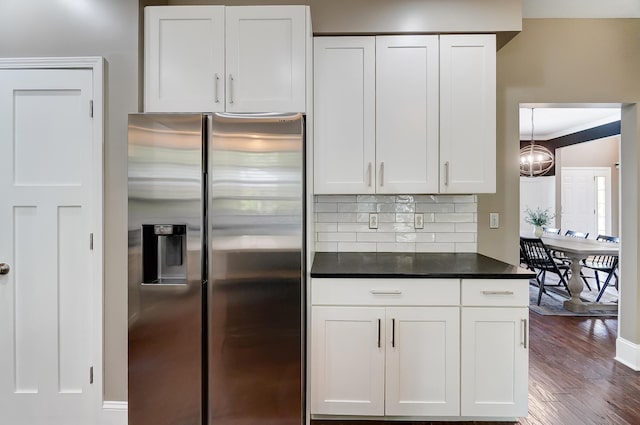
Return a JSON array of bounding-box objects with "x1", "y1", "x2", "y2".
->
[{"x1": 522, "y1": 232, "x2": 619, "y2": 313}]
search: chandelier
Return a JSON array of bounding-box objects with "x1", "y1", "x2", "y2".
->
[{"x1": 519, "y1": 108, "x2": 554, "y2": 177}]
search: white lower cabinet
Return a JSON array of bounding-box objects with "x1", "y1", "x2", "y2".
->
[
  {"x1": 311, "y1": 306, "x2": 459, "y2": 417},
  {"x1": 461, "y1": 307, "x2": 529, "y2": 417},
  {"x1": 310, "y1": 277, "x2": 529, "y2": 420},
  {"x1": 385, "y1": 307, "x2": 460, "y2": 416},
  {"x1": 311, "y1": 306, "x2": 386, "y2": 416}
]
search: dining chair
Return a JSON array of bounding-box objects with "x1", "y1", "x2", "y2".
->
[
  {"x1": 543, "y1": 227, "x2": 561, "y2": 234},
  {"x1": 565, "y1": 229, "x2": 589, "y2": 239},
  {"x1": 520, "y1": 237, "x2": 571, "y2": 305},
  {"x1": 580, "y1": 235, "x2": 619, "y2": 302}
]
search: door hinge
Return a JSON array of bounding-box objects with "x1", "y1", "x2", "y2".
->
[
  {"x1": 90, "y1": 366, "x2": 94, "y2": 384},
  {"x1": 90, "y1": 233, "x2": 94, "y2": 250},
  {"x1": 90, "y1": 100, "x2": 94, "y2": 118}
]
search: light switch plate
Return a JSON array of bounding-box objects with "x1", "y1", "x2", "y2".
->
[{"x1": 489, "y1": 212, "x2": 500, "y2": 229}]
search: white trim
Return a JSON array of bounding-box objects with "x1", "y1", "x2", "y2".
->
[
  {"x1": 101, "y1": 401, "x2": 128, "y2": 425},
  {"x1": 615, "y1": 337, "x2": 640, "y2": 371},
  {"x1": 0, "y1": 57, "x2": 105, "y2": 423}
]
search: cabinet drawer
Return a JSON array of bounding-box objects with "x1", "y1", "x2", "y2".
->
[
  {"x1": 311, "y1": 278, "x2": 460, "y2": 306},
  {"x1": 461, "y1": 279, "x2": 529, "y2": 307}
]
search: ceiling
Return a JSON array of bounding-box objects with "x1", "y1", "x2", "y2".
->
[{"x1": 519, "y1": 107, "x2": 621, "y2": 141}]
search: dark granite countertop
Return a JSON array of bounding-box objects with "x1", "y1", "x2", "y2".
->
[{"x1": 311, "y1": 252, "x2": 535, "y2": 279}]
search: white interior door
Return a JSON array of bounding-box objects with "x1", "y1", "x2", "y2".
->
[
  {"x1": 561, "y1": 167, "x2": 611, "y2": 237},
  {"x1": 0, "y1": 68, "x2": 96, "y2": 424}
]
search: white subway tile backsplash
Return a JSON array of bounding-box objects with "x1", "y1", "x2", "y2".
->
[
  {"x1": 416, "y1": 203, "x2": 455, "y2": 213},
  {"x1": 338, "y1": 242, "x2": 377, "y2": 252},
  {"x1": 396, "y1": 233, "x2": 417, "y2": 243},
  {"x1": 455, "y1": 242, "x2": 477, "y2": 252},
  {"x1": 454, "y1": 203, "x2": 477, "y2": 213},
  {"x1": 395, "y1": 203, "x2": 415, "y2": 213},
  {"x1": 316, "y1": 223, "x2": 338, "y2": 232},
  {"x1": 377, "y1": 203, "x2": 396, "y2": 213},
  {"x1": 338, "y1": 223, "x2": 371, "y2": 232},
  {"x1": 317, "y1": 232, "x2": 357, "y2": 242},
  {"x1": 315, "y1": 203, "x2": 338, "y2": 213},
  {"x1": 434, "y1": 213, "x2": 475, "y2": 223},
  {"x1": 415, "y1": 232, "x2": 436, "y2": 243},
  {"x1": 378, "y1": 213, "x2": 396, "y2": 223},
  {"x1": 435, "y1": 232, "x2": 475, "y2": 243},
  {"x1": 315, "y1": 242, "x2": 337, "y2": 251},
  {"x1": 357, "y1": 232, "x2": 396, "y2": 242},
  {"x1": 317, "y1": 195, "x2": 356, "y2": 203},
  {"x1": 420, "y1": 223, "x2": 455, "y2": 232},
  {"x1": 377, "y1": 242, "x2": 416, "y2": 252},
  {"x1": 314, "y1": 194, "x2": 477, "y2": 253},
  {"x1": 337, "y1": 203, "x2": 358, "y2": 213},
  {"x1": 378, "y1": 222, "x2": 415, "y2": 232},
  {"x1": 455, "y1": 222, "x2": 478, "y2": 232},
  {"x1": 317, "y1": 213, "x2": 338, "y2": 222},
  {"x1": 337, "y1": 213, "x2": 357, "y2": 222},
  {"x1": 416, "y1": 242, "x2": 455, "y2": 252},
  {"x1": 395, "y1": 213, "x2": 414, "y2": 223}
]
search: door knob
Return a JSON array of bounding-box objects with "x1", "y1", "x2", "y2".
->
[{"x1": 0, "y1": 263, "x2": 10, "y2": 275}]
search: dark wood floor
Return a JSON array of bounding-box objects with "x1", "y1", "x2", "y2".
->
[{"x1": 312, "y1": 312, "x2": 640, "y2": 425}]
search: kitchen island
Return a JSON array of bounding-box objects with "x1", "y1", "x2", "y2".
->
[{"x1": 309, "y1": 252, "x2": 534, "y2": 421}]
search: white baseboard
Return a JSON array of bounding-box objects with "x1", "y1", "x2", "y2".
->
[
  {"x1": 101, "y1": 401, "x2": 128, "y2": 425},
  {"x1": 615, "y1": 337, "x2": 640, "y2": 371}
]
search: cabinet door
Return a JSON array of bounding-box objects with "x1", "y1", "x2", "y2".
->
[
  {"x1": 225, "y1": 6, "x2": 306, "y2": 112},
  {"x1": 385, "y1": 307, "x2": 460, "y2": 416},
  {"x1": 144, "y1": 6, "x2": 225, "y2": 112},
  {"x1": 461, "y1": 307, "x2": 528, "y2": 417},
  {"x1": 440, "y1": 34, "x2": 496, "y2": 193},
  {"x1": 314, "y1": 37, "x2": 376, "y2": 194},
  {"x1": 311, "y1": 306, "x2": 385, "y2": 416},
  {"x1": 376, "y1": 36, "x2": 439, "y2": 194}
]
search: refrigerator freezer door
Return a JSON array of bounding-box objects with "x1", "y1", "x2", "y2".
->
[
  {"x1": 208, "y1": 113, "x2": 304, "y2": 425},
  {"x1": 128, "y1": 114, "x2": 204, "y2": 425}
]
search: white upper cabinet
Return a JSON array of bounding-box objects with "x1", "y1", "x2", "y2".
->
[
  {"x1": 376, "y1": 36, "x2": 439, "y2": 194},
  {"x1": 313, "y1": 34, "x2": 496, "y2": 195},
  {"x1": 440, "y1": 34, "x2": 496, "y2": 193},
  {"x1": 145, "y1": 6, "x2": 225, "y2": 113},
  {"x1": 314, "y1": 37, "x2": 375, "y2": 194},
  {"x1": 225, "y1": 6, "x2": 307, "y2": 112},
  {"x1": 145, "y1": 5, "x2": 308, "y2": 113}
]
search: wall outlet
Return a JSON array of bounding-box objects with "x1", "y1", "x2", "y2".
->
[
  {"x1": 369, "y1": 213, "x2": 378, "y2": 229},
  {"x1": 415, "y1": 213, "x2": 424, "y2": 229},
  {"x1": 489, "y1": 212, "x2": 500, "y2": 229}
]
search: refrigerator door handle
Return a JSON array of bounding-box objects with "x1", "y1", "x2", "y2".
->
[
  {"x1": 229, "y1": 74, "x2": 234, "y2": 104},
  {"x1": 214, "y1": 73, "x2": 220, "y2": 103}
]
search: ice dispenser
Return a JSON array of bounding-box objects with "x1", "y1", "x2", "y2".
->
[{"x1": 142, "y1": 224, "x2": 187, "y2": 284}]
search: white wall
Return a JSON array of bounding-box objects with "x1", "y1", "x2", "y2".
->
[{"x1": 520, "y1": 176, "x2": 555, "y2": 233}]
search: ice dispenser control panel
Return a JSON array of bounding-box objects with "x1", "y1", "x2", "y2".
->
[{"x1": 142, "y1": 224, "x2": 187, "y2": 284}]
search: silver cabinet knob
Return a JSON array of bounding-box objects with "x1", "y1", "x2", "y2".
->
[{"x1": 0, "y1": 263, "x2": 10, "y2": 275}]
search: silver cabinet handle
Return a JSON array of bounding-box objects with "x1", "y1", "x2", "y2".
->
[
  {"x1": 377, "y1": 318, "x2": 381, "y2": 348},
  {"x1": 521, "y1": 318, "x2": 528, "y2": 348},
  {"x1": 367, "y1": 162, "x2": 372, "y2": 187},
  {"x1": 481, "y1": 290, "x2": 515, "y2": 296},
  {"x1": 214, "y1": 73, "x2": 220, "y2": 103},
  {"x1": 391, "y1": 318, "x2": 396, "y2": 348},
  {"x1": 370, "y1": 289, "x2": 402, "y2": 295},
  {"x1": 229, "y1": 74, "x2": 234, "y2": 104},
  {"x1": 380, "y1": 162, "x2": 385, "y2": 187},
  {"x1": 444, "y1": 161, "x2": 450, "y2": 186},
  {"x1": 0, "y1": 263, "x2": 10, "y2": 275}
]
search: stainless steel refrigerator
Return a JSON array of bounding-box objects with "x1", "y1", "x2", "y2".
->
[{"x1": 128, "y1": 113, "x2": 304, "y2": 425}]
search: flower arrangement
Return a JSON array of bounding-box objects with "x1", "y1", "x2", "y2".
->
[{"x1": 524, "y1": 207, "x2": 554, "y2": 227}]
